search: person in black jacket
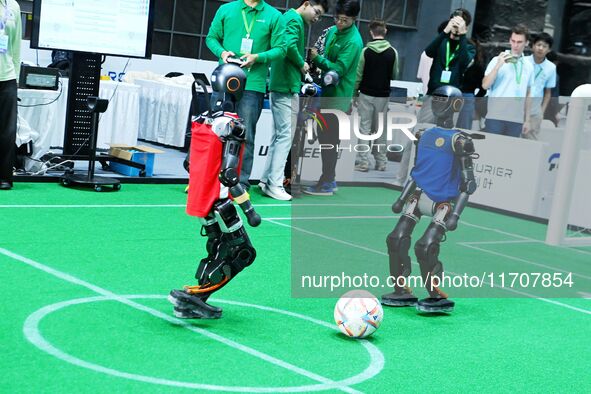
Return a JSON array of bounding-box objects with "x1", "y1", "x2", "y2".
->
[
  {"x1": 353, "y1": 19, "x2": 398, "y2": 172},
  {"x1": 419, "y1": 8, "x2": 475, "y2": 125}
]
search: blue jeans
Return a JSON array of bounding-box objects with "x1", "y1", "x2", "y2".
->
[
  {"x1": 456, "y1": 93, "x2": 475, "y2": 130},
  {"x1": 485, "y1": 118, "x2": 523, "y2": 138},
  {"x1": 236, "y1": 90, "x2": 265, "y2": 187}
]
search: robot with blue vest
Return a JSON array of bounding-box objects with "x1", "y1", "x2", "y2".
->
[{"x1": 382, "y1": 85, "x2": 483, "y2": 313}]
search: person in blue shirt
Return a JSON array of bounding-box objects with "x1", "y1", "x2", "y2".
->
[
  {"x1": 482, "y1": 24, "x2": 535, "y2": 137},
  {"x1": 524, "y1": 33, "x2": 557, "y2": 140},
  {"x1": 382, "y1": 85, "x2": 482, "y2": 314}
]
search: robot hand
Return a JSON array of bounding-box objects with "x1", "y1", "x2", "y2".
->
[
  {"x1": 445, "y1": 192, "x2": 469, "y2": 231},
  {"x1": 446, "y1": 213, "x2": 460, "y2": 231},
  {"x1": 392, "y1": 199, "x2": 405, "y2": 214},
  {"x1": 230, "y1": 184, "x2": 262, "y2": 227}
]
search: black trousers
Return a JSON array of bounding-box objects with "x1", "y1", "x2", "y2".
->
[
  {"x1": 317, "y1": 113, "x2": 340, "y2": 183},
  {"x1": 0, "y1": 79, "x2": 17, "y2": 184}
]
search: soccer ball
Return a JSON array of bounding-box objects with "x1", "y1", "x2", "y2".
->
[{"x1": 334, "y1": 290, "x2": 383, "y2": 338}]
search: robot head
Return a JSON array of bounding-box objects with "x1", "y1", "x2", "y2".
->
[
  {"x1": 211, "y1": 63, "x2": 247, "y2": 111},
  {"x1": 431, "y1": 85, "x2": 464, "y2": 128},
  {"x1": 323, "y1": 70, "x2": 340, "y2": 87}
]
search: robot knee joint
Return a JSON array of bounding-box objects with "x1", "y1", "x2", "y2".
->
[
  {"x1": 414, "y1": 240, "x2": 440, "y2": 262},
  {"x1": 386, "y1": 231, "x2": 411, "y2": 255},
  {"x1": 213, "y1": 199, "x2": 242, "y2": 231}
]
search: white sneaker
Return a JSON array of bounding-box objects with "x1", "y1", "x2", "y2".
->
[
  {"x1": 258, "y1": 181, "x2": 267, "y2": 193},
  {"x1": 263, "y1": 185, "x2": 292, "y2": 201}
]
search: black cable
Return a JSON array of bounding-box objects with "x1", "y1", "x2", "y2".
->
[{"x1": 17, "y1": 80, "x2": 64, "y2": 107}]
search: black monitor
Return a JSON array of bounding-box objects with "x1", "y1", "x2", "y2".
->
[{"x1": 30, "y1": 0, "x2": 155, "y2": 59}]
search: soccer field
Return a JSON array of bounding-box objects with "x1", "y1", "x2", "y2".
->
[{"x1": 1, "y1": 183, "x2": 589, "y2": 393}]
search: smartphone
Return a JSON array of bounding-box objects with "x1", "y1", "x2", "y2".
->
[{"x1": 504, "y1": 50, "x2": 518, "y2": 64}]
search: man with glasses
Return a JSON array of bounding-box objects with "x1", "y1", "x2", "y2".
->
[
  {"x1": 304, "y1": 0, "x2": 363, "y2": 196},
  {"x1": 259, "y1": 0, "x2": 329, "y2": 201},
  {"x1": 206, "y1": 0, "x2": 286, "y2": 191}
]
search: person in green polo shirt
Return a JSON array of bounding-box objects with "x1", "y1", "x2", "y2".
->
[
  {"x1": 258, "y1": 0, "x2": 328, "y2": 201},
  {"x1": 303, "y1": 0, "x2": 363, "y2": 196},
  {"x1": 206, "y1": 0, "x2": 286, "y2": 191},
  {"x1": 0, "y1": 0, "x2": 21, "y2": 190}
]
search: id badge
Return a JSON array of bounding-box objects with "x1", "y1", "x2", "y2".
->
[
  {"x1": 240, "y1": 38, "x2": 253, "y2": 55},
  {"x1": 440, "y1": 70, "x2": 452, "y2": 84},
  {"x1": 0, "y1": 31, "x2": 8, "y2": 54}
]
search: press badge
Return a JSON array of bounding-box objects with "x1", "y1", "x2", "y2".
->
[
  {"x1": 440, "y1": 70, "x2": 452, "y2": 84},
  {"x1": 240, "y1": 37, "x2": 253, "y2": 55},
  {"x1": 0, "y1": 32, "x2": 8, "y2": 54}
]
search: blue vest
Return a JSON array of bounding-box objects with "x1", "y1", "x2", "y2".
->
[{"x1": 410, "y1": 127, "x2": 462, "y2": 202}]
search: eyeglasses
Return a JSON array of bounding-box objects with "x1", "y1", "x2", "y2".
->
[{"x1": 334, "y1": 16, "x2": 354, "y2": 24}]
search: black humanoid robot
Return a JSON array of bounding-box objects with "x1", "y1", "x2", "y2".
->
[
  {"x1": 382, "y1": 85, "x2": 483, "y2": 313},
  {"x1": 169, "y1": 64, "x2": 261, "y2": 319}
]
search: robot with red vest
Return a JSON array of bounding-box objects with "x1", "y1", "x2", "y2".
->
[
  {"x1": 381, "y1": 85, "x2": 484, "y2": 313},
  {"x1": 169, "y1": 63, "x2": 261, "y2": 319}
]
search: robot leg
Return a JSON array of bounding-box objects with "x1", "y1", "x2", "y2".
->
[
  {"x1": 169, "y1": 199, "x2": 256, "y2": 319},
  {"x1": 414, "y1": 204, "x2": 455, "y2": 313},
  {"x1": 382, "y1": 215, "x2": 419, "y2": 306}
]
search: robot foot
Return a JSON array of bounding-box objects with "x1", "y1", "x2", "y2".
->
[
  {"x1": 416, "y1": 297, "x2": 455, "y2": 314},
  {"x1": 168, "y1": 289, "x2": 223, "y2": 319},
  {"x1": 381, "y1": 291, "x2": 418, "y2": 307}
]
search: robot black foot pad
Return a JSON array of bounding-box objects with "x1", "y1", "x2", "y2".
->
[
  {"x1": 168, "y1": 290, "x2": 223, "y2": 319},
  {"x1": 416, "y1": 297, "x2": 455, "y2": 313}
]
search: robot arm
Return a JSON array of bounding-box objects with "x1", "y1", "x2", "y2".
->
[
  {"x1": 218, "y1": 119, "x2": 261, "y2": 227},
  {"x1": 446, "y1": 133, "x2": 478, "y2": 231},
  {"x1": 393, "y1": 129, "x2": 424, "y2": 213},
  {"x1": 392, "y1": 179, "x2": 417, "y2": 213}
]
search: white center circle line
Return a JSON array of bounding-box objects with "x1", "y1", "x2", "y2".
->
[{"x1": 23, "y1": 294, "x2": 385, "y2": 393}]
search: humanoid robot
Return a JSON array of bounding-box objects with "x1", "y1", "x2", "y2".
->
[
  {"x1": 169, "y1": 64, "x2": 261, "y2": 319},
  {"x1": 381, "y1": 85, "x2": 483, "y2": 313}
]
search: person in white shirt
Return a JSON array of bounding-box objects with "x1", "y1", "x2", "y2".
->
[
  {"x1": 524, "y1": 32, "x2": 557, "y2": 140},
  {"x1": 482, "y1": 24, "x2": 534, "y2": 138}
]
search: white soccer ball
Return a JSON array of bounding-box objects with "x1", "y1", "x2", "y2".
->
[{"x1": 334, "y1": 290, "x2": 383, "y2": 338}]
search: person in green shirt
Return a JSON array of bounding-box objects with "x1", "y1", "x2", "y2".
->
[
  {"x1": 304, "y1": 0, "x2": 363, "y2": 196},
  {"x1": 0, "y1": 0, "x2": 21, "y2": 190},
  {"x1": 259, "y1": 0, "x2": 328, "y2": 201},
  {"x1": 206, "y1": 0, "x2": 286, "y2": 191}
]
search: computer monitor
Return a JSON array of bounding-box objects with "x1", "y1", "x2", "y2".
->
[
  {"x1": 30, "y1": 0, "x2": 155, "y2": 59},
  {"x1": 390, "y1": 87, "x2": 408, "y2": 104}
]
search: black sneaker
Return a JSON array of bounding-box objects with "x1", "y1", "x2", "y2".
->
[
  {"x1": 416, "y1": 297, "x2": 455, "y2": 313},
  {"x1": 381, "y1": 291, "x2": 418, "y2": 307}
]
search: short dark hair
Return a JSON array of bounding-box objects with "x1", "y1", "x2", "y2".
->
[
  {"x1": 532, "y1": 32, "x2": 554, "y2": 48},
  {"x1": 512, "y1": 24, "x2": 529, "y2": 38},
  {"x1": 301, "y1": 0, "x2": 329, "y2": 13},
  {"x1": 369, "y1": 19, "x2": 387, "y2": 37},
  {"x1": 450, "y1": 8, "x2": 472, "y2": 26},
  {"x1": 335, "y1": 0, "x2": 360, "y2": 18}
]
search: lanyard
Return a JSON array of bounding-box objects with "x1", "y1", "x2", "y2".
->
[
  {"x1": 445, "y1": 41, "x2": 459, "y2": 71},
  {"x1": 512, "y1": 57, "x2": 523, "y2": 84},
  {"x1": 241, "y1": 9, "x2": 256, "y2": 39}
]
